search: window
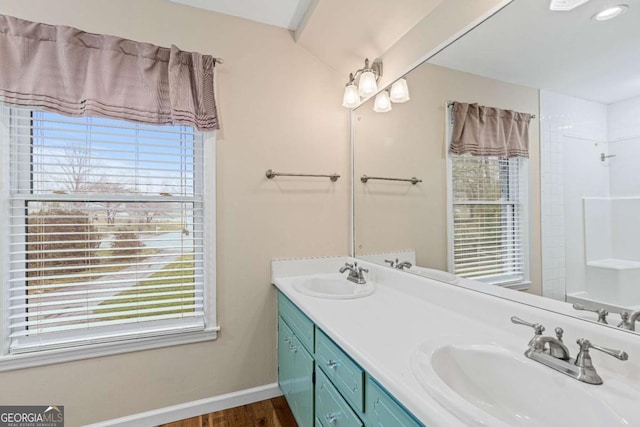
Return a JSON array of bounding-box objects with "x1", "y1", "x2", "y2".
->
[
  {"x1": 448, "y1": 154, "x2": 529, "y2": 288},
  {"x1": 1, "y1": 105, "x2": 217, "y2": 362}
]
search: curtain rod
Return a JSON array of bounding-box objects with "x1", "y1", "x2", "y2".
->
[{"x1": 447, "y1": 101, "x2": 536, "y2": 119}]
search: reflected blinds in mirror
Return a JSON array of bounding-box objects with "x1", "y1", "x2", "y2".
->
[{"x1": 451, "y1": 154, "x2": 526, "y2": 286}]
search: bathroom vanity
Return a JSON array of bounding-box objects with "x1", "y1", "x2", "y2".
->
[
  {"x1": 272, "y1": 257, "x2": 640, "y2": 427},
  {"x1": 278, "y1": 290, "x2": 421, "y2": 427}
]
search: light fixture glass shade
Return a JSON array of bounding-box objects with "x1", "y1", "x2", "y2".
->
[
  {"x1": 342, "y1": 84, "x2": 360, "y2": 108},
  {"x1": 373, "y1": 91, "x2": 392, "y2": 113},
  {"x1": 358, "y1": 70, "x2": 378, "y2": 97},
  {"x1": 389, "y1": 78, "x2": 410, "y2": 103}
]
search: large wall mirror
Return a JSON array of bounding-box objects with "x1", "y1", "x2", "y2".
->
[{"x1": 353, "y1": 0, "x2": 640, "y2": 331}]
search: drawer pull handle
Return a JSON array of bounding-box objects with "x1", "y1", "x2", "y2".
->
[
  {"x1": 326, "y1": 359, "x2": 340, "y2": 369},
  {"x1": 325, "y1": 412, "x2": 340, "y2": 424},
  {"x1": 288, "y1": 343, "x2": 297, "y2": 353},
  {"x1": 283, "y1": 337, "x2": 291, "y2": 343}
]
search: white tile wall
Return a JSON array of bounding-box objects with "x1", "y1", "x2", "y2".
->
[
  {"x1": 541, "y1": 91, "x2": 640, "y2": 301},
  {"x1": 540, "y1": 90, "x2": 607, "y2": 301}
]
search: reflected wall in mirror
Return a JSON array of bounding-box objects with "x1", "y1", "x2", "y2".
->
[{"x1": 353, "y1": 0, "x2": 640, "y2": 328}]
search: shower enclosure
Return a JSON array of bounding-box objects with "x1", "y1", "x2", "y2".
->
[{"x1": 541, "y1": 90, "x2": 640, "y2": 312}]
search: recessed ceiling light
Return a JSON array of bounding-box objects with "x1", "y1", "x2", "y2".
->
[{"x1": 592, "y1": 4, "x2": 629, "y2": 21}]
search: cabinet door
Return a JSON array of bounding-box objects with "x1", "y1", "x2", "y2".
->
[
  {"x1": 365, "y1": 376, "x2": 422, "y2": 427},
  {"x1": 289, "y1": 333, "x2": 314, "y2": 427},
  {"x1": 278, "y1": 317, "x2": 295, "y2": 397}
]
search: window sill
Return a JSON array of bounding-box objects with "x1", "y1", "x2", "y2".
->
[
  {"x1": 500, "y1": 281, "x2": 531, "y2": 291},
  {"x1": 474, "y1": 275, "x2": 530, "y2": 291},
  {"x1": 0, "y1": 327, "x2": 219, "y2": 372}
]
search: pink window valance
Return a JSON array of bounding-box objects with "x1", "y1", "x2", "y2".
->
[
  {"x1": 450, "y1": 102, "x2": 532, "y2": 158},
  {"x1": 0, "y1": 14, "x2": 219, "y2": 130}
]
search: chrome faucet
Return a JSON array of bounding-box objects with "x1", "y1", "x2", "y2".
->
[
  {"x1": 512, "y1": 316, "x2": 570, "y2": 360},
  {"x1": 396, "y1": 260, "x2": 412, "y2": 270},
  {"x1": 384, "y1": 258, "x2": 413, "y2": 270},
  {"x1": 572, "y1": 303, "x2": 640, "y2": 331},
  {"x1": 339, "y1": 262, "x2": 368, "y2": 284},
  {"x1": 619, "y1": 310, "x2": 640, "y2": 331},
  {"x1": 511, "y1": 316, "x2": 628, "y2": 385}
]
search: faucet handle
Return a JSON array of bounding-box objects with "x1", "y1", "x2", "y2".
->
[
  {"x1": 511, "y1": 316, "x2": 545, "y2": 335},
  {"x1": 384, "y1": 259, "x2": 395, "y2": 267},
  {"x1": 572, "y1": 303, "x2": 609, "y2": 324},
  {"x1": 358, "y1": 266, "x2": 369, "y2": 274},
  {"x1": 576, "y1": 339, "x2": 628, "y2": 361}
]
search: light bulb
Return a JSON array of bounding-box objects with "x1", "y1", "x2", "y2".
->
[
  {"x1": 389, "y1": 78, "x2": 410, "y2": 103},
  {"x1": 358, "y1": 70, "x2": 378, "y2": 98},
  {"x1": 373, "y1": 91, "x2": 392, "y2": 113},
  {"x1": 342, "y1": 84, "x2": 359, "y2": 108}
]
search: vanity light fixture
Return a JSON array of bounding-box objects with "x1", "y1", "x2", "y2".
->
[
  {"x1": 342, "y1": 58, "x2": 383, "y2": 108},
  {"x1": 591, "y1": 4, "x2": 629, "y2": 21},
  {"x1": 373, "y1": 90, "x2": 392, "y2": 113},
  {"x1": 389, "y1": 78, "x2": 410, "y2": 103}
]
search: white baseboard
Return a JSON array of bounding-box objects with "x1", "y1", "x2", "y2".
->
[{"x1": 85, "y1": 383, "x2": 282, "y2": 427}]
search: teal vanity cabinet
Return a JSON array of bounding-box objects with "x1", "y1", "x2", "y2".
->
[
  {"x1": 278, "y1": 293, "x2": 315, "y2": 427},
  {"x1": 278, "y1": 291, "x2": 423, "y2": 427}
]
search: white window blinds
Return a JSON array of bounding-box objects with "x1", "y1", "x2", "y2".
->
[
  {"x1": 450, "y1": 154, "x2": 526, "y2": 285},
  {"x1": 5, "y1": 106, "x2": 206, "y2": 354}
]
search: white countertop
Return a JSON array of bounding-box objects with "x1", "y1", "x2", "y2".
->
[{"x1": 271, "y1": 256, "x2": 640, "y2": 426}]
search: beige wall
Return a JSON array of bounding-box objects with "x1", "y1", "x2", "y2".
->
[
  {"x1": 354, "y1": 63, "x2": 542, "y2": 295},
  {"x1": 0, "y1": 1, "x2": 349, "y2": 425}
]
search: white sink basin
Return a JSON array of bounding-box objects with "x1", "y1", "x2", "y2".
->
[
  {"x1": 412, "y1": 339, "x2": 638, "y2": 427},
  {"x1": 292, "y1": 273, "x2": 376, "y2": 299}
]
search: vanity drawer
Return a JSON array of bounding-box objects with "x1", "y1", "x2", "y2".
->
[
  {"x1": 365, "y1": 375, "x2": 422, "y2": 427},
  {"x1": 315, "y1": 329, "x2": 364, "y2": 413},
  {"x1": 278, "y1": 292, "x2": 314, "y2": 352},
  {"x1": 316, "y1": 369, "x2": 363, "y2": 427}
]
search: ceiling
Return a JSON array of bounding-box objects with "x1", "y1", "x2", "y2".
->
[
  {"x1": 293, "y1": 0, "x2": 444, "y2": 77},
  {"x1": 429, "y1": 0, "x2": 640, "y2": 104},
  {"x1": 167, "y1": 0, "x2": 444, "y2": 78},
  {"x1": 167, "y1": 0, "x2": 313, "y2": 30}
]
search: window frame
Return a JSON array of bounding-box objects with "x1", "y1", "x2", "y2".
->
[
  {"x1": 445, "y1": 109, "x2": 531, "y2": 290},
  {"x1": 0, "y1": 106, "x2": 218, "y2": 371}
]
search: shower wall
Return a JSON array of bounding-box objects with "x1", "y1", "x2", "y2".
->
[
  {"x1": 540, "y1": 90, "x2": 607, "y2": 300},
  {"x1": 541, "y1": 90, "x2": 640, "y2": 305},
  {"x1": 608, "y1": 97, "x2": 640, "y2": 197}
]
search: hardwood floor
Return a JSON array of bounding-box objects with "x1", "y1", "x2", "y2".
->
[{"x1": 158, "y1": 396, "x2": 298, "y2": 427}]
